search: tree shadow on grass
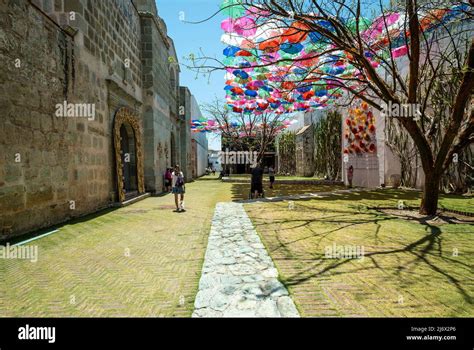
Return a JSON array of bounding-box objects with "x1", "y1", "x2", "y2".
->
[
  {"x1": 230, "y1": 183, "x2": 346, "y2": 202},
  {"x1": 254, "y1": 203, "x2": 473, "y2": 305}
]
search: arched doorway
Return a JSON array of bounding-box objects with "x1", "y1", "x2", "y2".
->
[
  {"x1": 113, "y1": 107, "x2": 145, "y2": 202},
  {"x1": 120, "y1": 123, "x2": 138, "y2": 197}
]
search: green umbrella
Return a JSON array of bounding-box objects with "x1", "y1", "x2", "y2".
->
[
  {"x1": 347, "y1": 17, "x2": 371, "y2": 33},
  {"x1": 258, "y1": 89, "x2": 271, "y2": 98},
  {"x1": 223, "y1": 57, "x2": 236, "y2": 66},
  {"x1": 305, "y1": 42, "x2": 328, "y2": 53},
  {"x1": 221, "y1": 0, "x2": 246, "y2": 19}
]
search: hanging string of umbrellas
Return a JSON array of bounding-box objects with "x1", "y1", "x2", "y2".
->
[
  {"x1": 190, "y1": 117, "x2": 298, "y2": 134},
  {"x1": 219, "y1": 0, "x2": 470, "y2": 115}
]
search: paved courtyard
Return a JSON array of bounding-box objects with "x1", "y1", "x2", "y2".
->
[
  {"x1": 1, "y1": 179, "x2": 472, "y2": 318},
  {"x1": 0, "y1": 178, "x2": 232, "y2": 317}
]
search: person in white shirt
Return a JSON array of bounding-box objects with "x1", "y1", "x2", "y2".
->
[{"x1": 171, "y1": 164, "x2": 185, "y2": 212}]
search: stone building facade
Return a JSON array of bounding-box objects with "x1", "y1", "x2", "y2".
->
[
  {"x1": 0, "y1": 0, "x2": 198, "y2": 240},
  {"x1": 191, "y1": 95, "x2": 209, "y2": 178},
  {"x1": 178, "y1": 86, "x2": 193, "y2": 182},
  {"x1": 295, "y1": 126, "x2": 315, "y2": 177}
]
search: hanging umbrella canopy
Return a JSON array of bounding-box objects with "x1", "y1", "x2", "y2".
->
[{"x1": 220, "y1": 0, "x2": 246, "y2": 18}]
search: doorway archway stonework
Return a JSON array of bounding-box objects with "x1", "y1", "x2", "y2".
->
[{"x1": 113, "y1": 107, "x2": 145, "y2": 202}]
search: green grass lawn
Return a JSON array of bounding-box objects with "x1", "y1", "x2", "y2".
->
[
  {"x1": 245, "y1": 190, "x2": 474, "y2": 317},
  {"x1": 432, "y1": 194, "x2": 473, "y2": 214},
  {"x1": 199, "y1": 174, "x2": 345, "y2": 201}
]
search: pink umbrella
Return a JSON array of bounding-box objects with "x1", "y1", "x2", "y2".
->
[
  {"x1": 392, "y1": 45, "x2": 408, "y2": 58},
  {"x1": 235, "y1": 17, "x2": 257, "y2": 37},
  {"x1": 221, "y1": 18, "x2": 236, "y2": 33}
]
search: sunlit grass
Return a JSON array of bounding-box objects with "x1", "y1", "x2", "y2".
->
[{"x1": 245, "y1": 190, "x2": 474, "y2": 317}]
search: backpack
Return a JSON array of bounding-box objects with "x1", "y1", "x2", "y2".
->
[{"x1": 176, "y1": 173, "x2": 185, "y2": 187}]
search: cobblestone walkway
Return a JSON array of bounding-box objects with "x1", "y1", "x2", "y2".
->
[{"x1": 192, "y1": 203, "x2": 299, "y2": 317}]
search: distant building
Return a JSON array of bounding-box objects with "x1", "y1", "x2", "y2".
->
[
  {"x1": 278, "y1": 110, "x2": 323, "y2": 176},
  {"x1": 221, "y1": 135, "x2": 276, "y2": 174},
  {"x1": 208, "y1": 150, "x2": 222, "y2": 172},
  {"x1": 190, "y1": 96, "x2": 209, "y2": 178},
  {"x1": 178, "y1": 87, "x2": 193, "y2": 181}
]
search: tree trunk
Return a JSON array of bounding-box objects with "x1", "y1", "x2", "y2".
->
[{"x1": 420, "y1": 172, "x2": 441, "y2": 215}]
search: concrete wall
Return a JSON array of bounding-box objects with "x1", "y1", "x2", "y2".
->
[
  {"x1": 340, "y1": 104, "x2": 381, "y2": 188},
  {"x1": 295, "y1": 126, "x2": 315, "y2": 177},
  {"x1": 208, "y1": 151, "x2": 222, "y2": 172}
]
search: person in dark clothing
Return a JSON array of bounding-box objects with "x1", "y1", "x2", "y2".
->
[
  {"x1": 251, "y1": 163, "x2": 264, "y2": 199},
  {"x1": 164, "y1": 168, "x2": 172, "y2": 192},
  {"x1": 348, "y1": 165, "x2": 354, "y2": 188},
  {"x1": 268, "y1": 166, "x2": 275, "y2": 189}
]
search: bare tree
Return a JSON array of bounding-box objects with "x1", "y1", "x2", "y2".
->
[
  {"x1": 189, "y1": 0, "x2": 473, "y2": 214},
  {"x1": 201, "y1": 97, "x2": 291, "y2": 162}
]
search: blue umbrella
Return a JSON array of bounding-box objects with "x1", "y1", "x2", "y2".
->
[
  {"x1": 245, "y1": 89, "x2": 258, "y2": 97},
  {"x1": 233, "y1": 70, "x2": 249, "y2": 79},
  {"x1": 223, "y1": 46, "x2": 240, "y2": 57},
  {"x1": 280, "y1": 43, "x2": 304, "y2": 55}
]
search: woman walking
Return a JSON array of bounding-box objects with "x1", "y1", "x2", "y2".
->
[{"x1": 172, "y1": 164, "x2": 186, "y2": 212}]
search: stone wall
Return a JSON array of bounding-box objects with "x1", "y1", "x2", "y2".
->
[
  {"x1": 0, "y1": 0, "x2": 192, "y2": 239},
  {"x1": 0, "y1": 0, "x2": 144, "y2": 239},
  {"x1": 179, "y1": 86, "x2": 193, "y2": 181},
  {"x1": 140, "y1": 10, "x2": 181, "y2": 193},
  {"x1": 295, "y1": 126, "x2": 315, "y2": 177},
  {"x1": 0, "y1": 6, "x2": 75, "y2": 238}
]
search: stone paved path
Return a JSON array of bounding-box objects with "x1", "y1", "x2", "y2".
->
[{"x1": 192, "y1": 202, "x2": 299, "y2": 317}]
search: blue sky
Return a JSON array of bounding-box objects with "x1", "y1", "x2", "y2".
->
[
  {"x1": 153, "y1": 0, "x2": 392, "y2": 150},
  {"x1": 155, "y1": 0, "x2": 224, "y2": 149},
  {"x1": 155, "y1": 0, "x2": 224, "y2": 109}
]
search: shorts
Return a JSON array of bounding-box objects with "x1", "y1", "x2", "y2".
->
[
  {"x1": 251, "y1": 182, "x2": 263, "y2": 194},
  {"x1": 172, "y1": 186, "x2": 185, "y2": 194},
  {"x1": 269, "y1": 176, "x2": 275, "y2": 182},
  {"x1": 165, "y1": 179, "x2": 171, "y2": 186}
]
